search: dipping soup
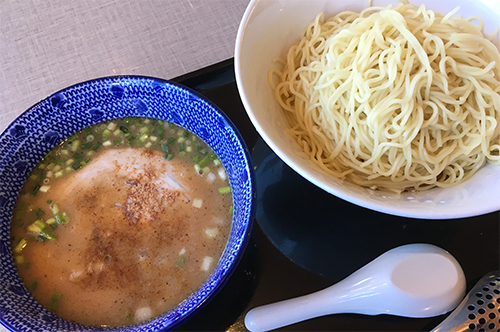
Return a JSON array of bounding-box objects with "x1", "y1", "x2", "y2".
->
[{"x1": 10, "y1": 117, "x2": 233, "y2": 327}]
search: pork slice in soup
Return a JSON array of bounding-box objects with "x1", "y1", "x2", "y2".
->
[{"x1": 11, "y1": 119, "x2": 232, "y2": 328}]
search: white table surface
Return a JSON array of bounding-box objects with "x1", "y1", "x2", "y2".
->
[
  {"x1": 0, "y1": 1, "x2": 249, "y2": 331},
  {"x1": 0, "y1": 0, "x2": 250, "y2": 133}
]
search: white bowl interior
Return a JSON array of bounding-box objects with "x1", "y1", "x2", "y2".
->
[{"x1": 235, "y1": 0, "x2": 500, "y2": 219}]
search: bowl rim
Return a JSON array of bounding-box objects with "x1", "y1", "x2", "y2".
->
[{"x1": 0, "y1": 75, "x2": 256, "y2": 331}]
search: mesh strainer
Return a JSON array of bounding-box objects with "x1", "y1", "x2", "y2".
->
[{"x1": 431, "y1": 271, "x2": 500, "y2": 332}]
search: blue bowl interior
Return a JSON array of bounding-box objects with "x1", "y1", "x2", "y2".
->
[{"x1": 0, "y1": 77, "x2": 255, "y2": 331}]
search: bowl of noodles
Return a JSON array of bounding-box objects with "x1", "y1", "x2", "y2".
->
[
  {"x1": 235, "y1": 0, "x2": 500, "y2": 219},
  {"x1": 0, "y1": 76, "x2": 255, "y2": 331}
]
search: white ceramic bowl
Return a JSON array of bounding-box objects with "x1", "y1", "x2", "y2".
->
[{"x1": 235, "y1": 0, "x2": 500, "y2": 219}]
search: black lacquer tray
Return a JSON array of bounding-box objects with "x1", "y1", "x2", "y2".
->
[{"x1": 172, "y1": 59, "x2": 500, "y2": 332}]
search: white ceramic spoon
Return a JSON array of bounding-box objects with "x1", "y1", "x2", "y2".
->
[{"x1": 245, "y1": 243, "x2": 466, "y2": 332}]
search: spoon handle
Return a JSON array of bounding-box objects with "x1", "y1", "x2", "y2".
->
[{"x1": 244, "y1": 290, "x2": 332, "y2": 332}]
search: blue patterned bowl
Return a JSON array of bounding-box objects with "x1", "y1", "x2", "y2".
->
[{"x1": 0, "y1": 76, "x2": 255, "y2": 331}]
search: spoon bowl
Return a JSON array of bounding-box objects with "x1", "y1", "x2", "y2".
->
[{"x1": 245, "y1": 244, "x2": 466, "y2": 332}]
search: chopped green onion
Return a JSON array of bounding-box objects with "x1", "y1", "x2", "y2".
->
[
  {"x1": 202, "y1": 166, "x2": 210, "y2": 174},
  {"x1": 14, "y1": 238, "x2": 27, "y2": 253},
  {"x1": 27, "y1": 223, "x2": 42, "y2": 234},
  {"x1": 183, "y1": 131, "x2": 189, "y2": 138},
  {"x1": 177, "y1": 257, "x2": 186, "y2": 267},
  {"x1": 167, "y1": 137, "x2": 175, "y2": 144},
  {"x1": 46, "y1": 217, "x2": 56, "y2": 225},
  {"x1": 72, "y1": 161, "x2": 81, "y2": 170},
  {"x1": 163, "y1": 153, "x2": 173, "y2": 161},
  {"x1": 55, "y1": 212, "x2": 69, "y2": 224},
  {"x1": 15, "y1": 210, "x2": 23, "y2": 220},
  {"x1": 103, "y1": 129, "x2": 111, "y2": 138},
  {"x1": 179, "y1": 143, "x2": 185, "y2": 151},
  {"x1": 72, "y1": 152, "x2": 82, "y2": 160},
  {"x1": 119, "y1": 125, "x2": 129, "y2": 134},
  {"x1": 15, "y1": 256, "x2": 24, "y2": 264},
  {"x1": 113, "y1": 129, "x2": 122, "y2": 137},
  {"x1": 34, "y1": 220, "x2": 46, "y2": 229},
  {"x1": 194, "y1": 164, "x2": 201, "y2": 173},
  {"x1": 153, "y1": 126, "x2": 165, "y2": 135},
  {"x1": 92, "y1": 142, "x2": 102, "y2": 151},
  {"x1": 50, "y1": 204, "x2": 60, "y2": 215},
  {"x1": 34, "y1": 208, "x2": 45, "y2": 218},
  {"x1": 140, "y1": 127, "x2": 149, "y2": 134},
  {"x1": 46, "y1": 200, "x2": 52, "y2": 204},
  {"x1": 193, "y1": 155, "x2": 200, "y2": 163},
  {"x1": 49, "y1": 293, "x2": 62, "y2": 311},
  {"x1": 32, "y1": 184, "x2": 41, "y2": 196},
  {"x1": 199, "y1": 156, "x2": 210, "y2": 168},
  {"x1": 229, "y1": 205, "x2": 233, "y2": 214},
  {"x1": 81, "y1": 142, "x2": 92, "y2": 149},
  {"x1": 84, "y1": 128, "x2": 92, "y2": 135},
  {"x1": 71, "y1": 140, "x2": 80, "y2": 152},
  {"x1": 40, "y1": 228, "x2": 57, "y2": 240},
  {"x1": 218, "y1": 186, "x2": 231, "y2": 195},
  {"x1": 29, "y1": 281, "x2": 38, "y2": 292}
]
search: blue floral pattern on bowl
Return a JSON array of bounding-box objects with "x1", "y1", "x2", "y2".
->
[{"x1": 0, "y1": 76, "x2": 255, "y2": 332}]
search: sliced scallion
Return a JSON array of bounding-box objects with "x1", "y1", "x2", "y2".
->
[
  {"x1": 50, "y1": 204, "x2": 60, "y2": 215},
  {"x1": 199, "y1": 156, "x2": 210, "y2": 168},
  {"x1": 32, "y1": 184, "x2": 41, "y2": 196},
  {"x1": 72, "y1": 161, "x2": 81, "y2": 171},
  {"x1": 40, "y1": 228, "x2": 57, "y2": 240},
  {"x1": 177, "y1": 257, "x2": 186, "y2": 267},
  {"x1": 49, "y1": 293, "x2": 62, "y2": 311},
  {"x1": 29, "y1": 281, "x2": 38, "y2": 292},
  {"x1": 161, "y1": 144, "x2": 170, "y2": 153},
  {"x1": 119, "y1": 125, "x2": 129, "y2": 134},
  {"x1": 92, "y1": 142, "x2": 102, "y2": 151},
  {"x1": 218, "y1": 186, "x2": 231, "y2": 195},
  {"x1": 14, "y1": 238, "x2": 27, "y2": 253},
  {"x1": 15, "y1": 255, "x2": 24, "y2": 264},
  {"x1": 34, "y1": 208, "x2": 45, "y2": 218}
]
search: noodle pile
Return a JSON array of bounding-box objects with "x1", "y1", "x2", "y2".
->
[{"x1": 269, "y1": 2, "x2": 500, "y2": 192}]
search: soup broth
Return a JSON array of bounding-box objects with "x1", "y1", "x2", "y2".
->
[{"x1": 10, "y1": 118, "x2": 232, "y2": 327}]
